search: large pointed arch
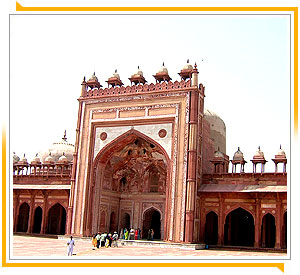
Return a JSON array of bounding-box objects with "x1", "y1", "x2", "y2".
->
[
  {"x1": 93, "y1": 128, "x2": 171, "y2": 167},
  {"x1": 83, "y1": 128, "x2": 172, "y2": 238}
]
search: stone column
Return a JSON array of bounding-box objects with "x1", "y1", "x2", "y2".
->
[
  {"x1": 40, "y1": 192, "x2": 48, "y2": 234},
  {"x1": 27, "y1": 194, "x2": 35, "y2": 233},
  {"x1": 13, "y1": 194, "x2": 20, "y2": 232},
  {"x1": 275, "y1": 200, "x2": 282, "y2": 249},
  {"x1": 184, "y1": 84, "x2": 199, "y2": 243},
  {"x1": 254, "y1": 198, "x2": 261, "y2": 248},
  {"x1": 217, "y1": 197, "x2": 224, "y2": 245}
]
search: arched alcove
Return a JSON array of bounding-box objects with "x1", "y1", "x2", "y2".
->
[
  {"x1": 224, "y1": 207, "x2": 254, "y2": 247},
  {"x1": 204, "y1": 211, "x2": 218, "y2": 245},
  {"x1": 17, "y1": 202, "x2": 30, "y2": 232},
  {"x1": 46, "y1": 203, "x2": 66, "y2": 235},
  {"x1": 261, "y1": 213, "x2": 276, "y2": 248},
  {"x1": 32, "y1": 206, "x2": 42, "y2": 234},
  {"x1": 142, "y1": 207, "x2": 161, "y2": 240}
]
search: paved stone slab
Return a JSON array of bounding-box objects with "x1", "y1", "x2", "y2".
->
[{"x1": 12, "y1": 235, "x2": 287, "y2": 258}]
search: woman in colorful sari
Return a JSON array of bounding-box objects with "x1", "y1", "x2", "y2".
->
[{"x1": 124, "y1": 228, "x2": 129, "y2": 240}]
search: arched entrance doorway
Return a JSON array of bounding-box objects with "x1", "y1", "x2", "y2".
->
[
  {"x1": 261, "y1": 213, "x2": 276, "y2": 248},
  {"x1": 142, "y1": 208, "x2": 161, "y2": 240},
  {"x1": 204, "y1": 211, "x2": 218, "y2": 245},
  {"x1": 17, "y1": 202, "x2": 30, "y2": 232},
  {"x1": 32, "y1": 206, "x2": 42, "y2": 233},
  {"x1": 224, "y1": 207, "x2": 254, "y2": 246},
  {"x1": 120, "y1": 212, "x2": 130, "y2": 230},
  {"x1": 87, "y1": 129, "x2": 169, "y2": 238},
  {"x1": 47, "y1": 203, "x2": 66, "y2": 235}
]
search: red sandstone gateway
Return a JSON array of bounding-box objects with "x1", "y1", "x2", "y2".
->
[{"x1": 13, "y1": 61, "x2": 287, "y2": 249}]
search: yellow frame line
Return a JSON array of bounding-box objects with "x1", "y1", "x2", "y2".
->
[
  {"x1": 2, "y1": 127, "x2": 7, "y2": 267},
  {"x1": 15, "y1": 2, "x2": 296, "y2": 12},
  {"x1": 3, "y1": 2, "x2": 295, "y2": 270},
  {"x1": 2, "y1": 262, "x2": 284, "y2": 272}
]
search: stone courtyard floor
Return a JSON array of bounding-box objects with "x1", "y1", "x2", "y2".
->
[{"x1": 12, "y1": 235, "x2": 287, "y2": 258}]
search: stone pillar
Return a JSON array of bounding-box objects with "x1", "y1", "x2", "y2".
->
[
  {"x1": 13, "y1": 194, "x2": 20, "y2": 232},
  {"x1": 275, "y1": 200, "x2": 282, "y2": 249},
  {"x1": 217, "y1": 197, "x2": 224, "y2": 245},
  {"x1": 184, "y1": 85, "x2": 199, "y2": 243},
  {"x1": 27, "y1": 194, "x2": 35, "y2": 233},
  {"x1": 40, "y1": 193, "x2": 48, "y2": 234},
  {"x1": 254, "y1": 198, "x2": 261, "y2": 248}
]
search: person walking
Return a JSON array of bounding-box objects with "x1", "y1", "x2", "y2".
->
[
  {"x1": 112, "y1": 231, "x2": 119, "y2": 247},
  {"x1": 67, "y1": 236, "x2": 75, "y2": 256},
  {"x1": 92, "y1": 233, "x2": 97, "y2": 248},
  {"x1": 100, "y1": 232, "x2": 107, "y2": 247},
  {"x1": 137, "y1": 228, "x2": 141, "y2": 240},
  {"x1": 96, "y1": 232, "x2": 101, "y2": 249},
  {"x1": 124, "y1": 228, "x2": 129, "y2": 240}
]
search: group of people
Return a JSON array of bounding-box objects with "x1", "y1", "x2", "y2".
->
[
  {"x1": 119, "y1": 228, "x2": 141, "y2": 240},
  {"x1": 92, "y1": 231, "x2": 119, "y2": 248}
]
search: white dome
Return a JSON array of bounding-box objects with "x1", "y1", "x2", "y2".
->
[
  {"x1": 183, "y1": 60, "x2": 193, "y2": 70},
  {"x1": 13, "y1": 152, "x2": 20, "y2": 164},
  {"x1": 111, "y1": 69, "x2": 120, "y2": 79},
  {"x1": 31, "y1": 153, "x2": 41, "y2": 164},
  {"x1": 39, "y1": 133, "x2": 74, "y2": 163},
  {"x1": 158, "y1": 63, "x2": 168, "y2": 74},
  {"x1": 277, "y1": 145, "x2": 286, "y2": 157},
  {"x1": 214, "y1": 150, "x2": 224, "y2": 158},
  {"x1": 254, "y1": 146, "x2": 264, "y2": 158},
  {"x1": 135, "y1": 66, "x2": 143, "y2": 76},
  {"x1": 20, "y1": 154, "x2": 28, "y2": 163},
  {"x1": 88, "y1": 72, "x2": 98, "y2": 82},
  {"x1": 44, "y1": 153, "x2": 54, "y2": 163},
  {"x1": 233, "y1": 147, "x2": 244, "y2": 160}
]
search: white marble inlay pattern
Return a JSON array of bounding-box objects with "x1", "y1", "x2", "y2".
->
[{"x1": 94, "y1": 123, "x2": 173, "y2": 159}]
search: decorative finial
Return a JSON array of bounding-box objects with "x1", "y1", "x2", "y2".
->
[
  {"x1": 83, "y1": 76, "x2": 86, "y2": 82},
  {"x1": 238, "y1": 147, "x2": 240, "y2": 151},
  {"x1": 280, "y1": 144, "x2": 282, "y2": 149},
  {"x1": 115, "y1": 69, "x2": 117, "y2": 73},
  {"x1": 187, "y1": 59, "x2": 189, "y2": 63},
  {"x1": 194, "y1": 62, "x2": 197, "y2": 69},
  {"x1": 93, "y1": 71, "x2": 96, "y2": 76},
  {"x1": 63, "y1": 152, "x2": 65, "y2": 156},
  {"x1": 62, "y1": 130, "x2": 67, "y2": 141},
  {"x1": 258, "y1": 146, "x2": 260, "y2": 150},
  {"x1": 217, "y1": 146, "x2": 220, "y2": 151},
  {"x1": 23, "y1": 153, "x2": 26, "y2": 157},
  {"x1": 138, "y1": 66, "x2": 140, "y2": 69},
  {"x1": 162, "y1": 62, "x2": 165, "y2": 66},
  {"x1": 35, "y1": 153, "x2": 38, "y2": 157},
  {"x1": 49, "y1": 152, "x2": 51, "y2": 156}
]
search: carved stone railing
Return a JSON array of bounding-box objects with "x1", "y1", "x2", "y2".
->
[{"x1": 82, "y1": 79, "x2": 192, "y2": 98}]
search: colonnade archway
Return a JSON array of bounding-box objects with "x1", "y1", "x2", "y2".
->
[
  {"x1": 46, "y1": 203, "x2": 66, "y2": 235},
  {"x1": 32, "y1": 206, "x2": 43, "y2": 233},
  {"x1": 142, "y1": 207, "x2": 161, "y2": 240},
  {"x1": 224, "y1": 207, "x2": 254, "y2": 246},
  {"x1": 17, "y1": 202, "x2": 30, "y2": 232},
  {"x1": 261, "y1": 213, "x2": 276, "y2": 248},
  {"x1": 204, "y1": 211, "x2": 218, "y2": 245}
]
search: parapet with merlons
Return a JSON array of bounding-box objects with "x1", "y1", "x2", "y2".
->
[{"x1": 80, "y1": 79, "x2": 201, "y2": 99}]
